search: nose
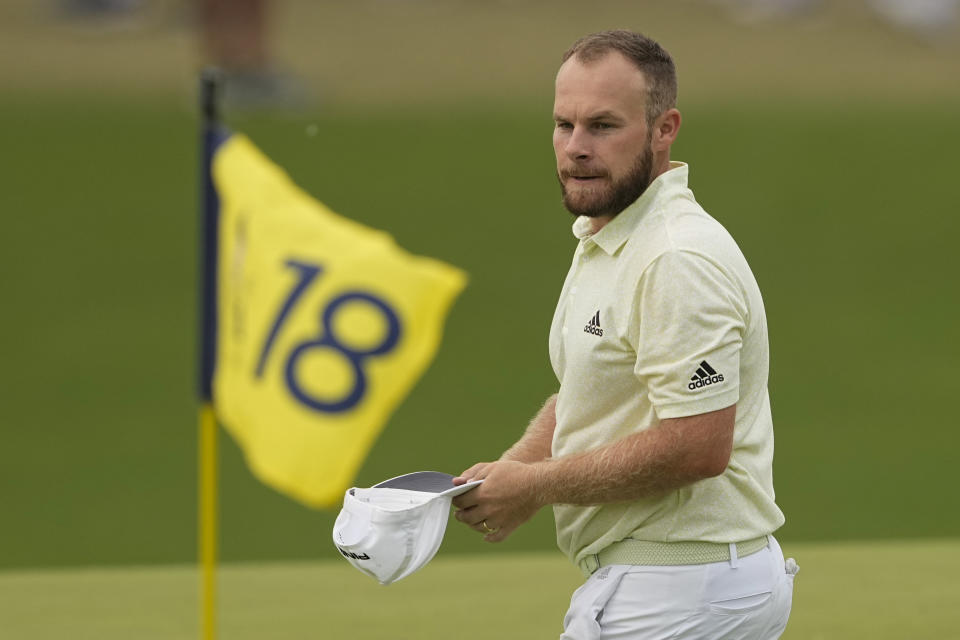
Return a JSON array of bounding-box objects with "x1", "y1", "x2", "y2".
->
[{"x1": 563, "y1": 125, "x2": 591, "y2": 161}]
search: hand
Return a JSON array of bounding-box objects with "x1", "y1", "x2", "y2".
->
[{"x1": 451, "y1": 460, "x2": 546, "y2": 543}]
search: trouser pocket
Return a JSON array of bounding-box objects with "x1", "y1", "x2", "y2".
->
[
  {"x1": 766, "y1": 557, "x2": 799, "y2": 637},
  {"x1": 708, "y1": 591, "x2": 775, "y2": 615},
  {"x1": 560, "y1": 566, "x2": 630, "y2": 640},
  {"x1": 676, "y1": 548, "x2": 787, "y2": 639}
]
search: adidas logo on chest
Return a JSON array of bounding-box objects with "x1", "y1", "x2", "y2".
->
[{"x1": 583, "y1": 310, "x2": 603, "y2": 336}]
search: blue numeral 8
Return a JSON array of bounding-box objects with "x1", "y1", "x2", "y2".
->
[
  {"x1": 284, "y1": 292, "x2": 401, "y2": 413},
  {"x1": 256, "y1": 260, "x2": 403, "y2": 414}
]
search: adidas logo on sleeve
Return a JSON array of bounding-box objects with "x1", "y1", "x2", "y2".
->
[
  {"x1": 583, "y1": 310, "x2": 603, "y2": 336},
  {"x1": 688, "y1": 360, "x2": 724, "y2": 390}
]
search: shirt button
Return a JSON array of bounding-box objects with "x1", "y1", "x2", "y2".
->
[
  {"x1": 570, "y1": 286, "x2": 577, "y2": 294},
  {"x1": 562, "y1": 326, "x2": 568, "y2": 334}
]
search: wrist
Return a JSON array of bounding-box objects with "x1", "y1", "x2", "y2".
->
[{"x1": 529, "y1": 460, "x2": 554, "y2": 507}]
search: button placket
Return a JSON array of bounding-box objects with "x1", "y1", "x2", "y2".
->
[{"x1": 564, "y1": 249, "x2": 589, "y2": 336}]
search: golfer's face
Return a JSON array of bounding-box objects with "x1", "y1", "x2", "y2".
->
[{"x1": 553, "y1": 52, "x2": 651, "y2": 216}]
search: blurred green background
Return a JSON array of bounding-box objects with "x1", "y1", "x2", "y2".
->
[{"x1": 1, "y1": 0, "x2": 958, "y2": 572}]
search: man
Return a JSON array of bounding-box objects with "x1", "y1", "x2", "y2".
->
[{"x1": 452, "y1": 31, "x2": 797, "y2": 639}]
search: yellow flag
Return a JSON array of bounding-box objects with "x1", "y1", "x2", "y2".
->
[{"x1": 211, "y1": 135, "x2": 466, "y2": 508}]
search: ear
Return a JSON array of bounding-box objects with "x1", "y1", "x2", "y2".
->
[{"x1": 652, "y1": 108, "x2": 681, "y2": 152}]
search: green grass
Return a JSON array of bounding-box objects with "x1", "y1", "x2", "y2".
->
[
  {"x1": 1, "y1": 539, "x2": 958, "y2": 639},
  {"x1": 1, "y1": 96, "x2": 958, "y2": 568}
]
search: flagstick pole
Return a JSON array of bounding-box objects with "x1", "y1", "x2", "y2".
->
[
  {"x1": 198, "y1": 68, "x2": 223, "y2": 640},
  {"x1": 198, "y1": 403, "x2": 218, "y2": 640}
]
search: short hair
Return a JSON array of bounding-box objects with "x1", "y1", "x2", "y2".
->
[{"x1": 561, "y1": 30, "x2": 678, "y2": 125}]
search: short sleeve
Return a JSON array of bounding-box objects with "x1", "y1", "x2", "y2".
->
[{"x1": 630, "y1": 250, "x2": 745, "y2": 419}]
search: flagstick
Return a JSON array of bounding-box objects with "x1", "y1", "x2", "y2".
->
[
  {"x1": 198, "y1": 403, "x2": 218, "y2": 640},
  {"x1": 198, "y1": 68, "x2": 223, "y2": 640}
]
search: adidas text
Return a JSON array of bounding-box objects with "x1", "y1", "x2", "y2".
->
[
  {"x1": 584, "y1": 310, "x2": 603, "y2": 336},
  {"x1": 688, "y1": 360, "x2": 724, "y2": 390},
  {"x1": 688, "y1": 374, "x2": 724, "y2": 390}
]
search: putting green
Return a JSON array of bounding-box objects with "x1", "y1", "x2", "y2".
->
[{"x1": 2, "y1": 538, "x2": 957, "y2": 639}]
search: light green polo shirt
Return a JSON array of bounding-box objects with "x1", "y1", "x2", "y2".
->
[{"x1": 548, "y1": 162, "x2": 785, "y2": 568}]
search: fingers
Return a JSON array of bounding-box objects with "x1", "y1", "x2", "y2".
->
[
  {"x1": 452, "y1": 487, "x2": 480, "y2": 510},
  {"x1": 453, "y1": 505, "x2": 486, "y2": 528},
  {"x1": 452, "y1": 462, "x2": 491, "y2": 509},
  {"x1": 453, "y1": 462, "x2": 491, "y2": 484},
  {"x1": 453, "y1": 507, "x2": 512, "y2": 541},
  {"x1": 484, "y1": 526, "x2": 512, "y2": 543}
]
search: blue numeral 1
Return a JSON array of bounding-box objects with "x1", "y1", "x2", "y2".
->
[{"x1": 255, "y1": 260, "x2": 323, "y2": 378}]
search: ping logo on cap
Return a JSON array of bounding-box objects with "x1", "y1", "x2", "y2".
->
[{"x1": 338, "y1": 547, "x2": 371, "y2": 561}]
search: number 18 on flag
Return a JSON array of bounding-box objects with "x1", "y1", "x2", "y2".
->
[{"x1": 210, "y1": 135, "x2": 466, "y2": 508}]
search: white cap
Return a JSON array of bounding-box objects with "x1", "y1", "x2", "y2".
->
[{"x1": 332, "y1": 471, "x2": 482, "y2": 585}]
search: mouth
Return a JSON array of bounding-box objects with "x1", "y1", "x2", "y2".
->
[{"x1": 565, "y1": 174, "x2": 604, "y2": 184}]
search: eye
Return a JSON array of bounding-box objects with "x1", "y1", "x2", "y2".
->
[
  {"x1": 555, "y1": 121, "x2": 573, "y2": 130},
  {"x1": 593, "y1": 122, "x2": 614, "y2": 130}
]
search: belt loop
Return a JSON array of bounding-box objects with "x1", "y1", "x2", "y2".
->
[
  {"x1": 580, "y1": 553, "x2": 600, "y2": 576},
  {"x1": 728, "y1": 542, "x2": 739, "y2": 569}
]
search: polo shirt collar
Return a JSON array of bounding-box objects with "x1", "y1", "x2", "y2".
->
[{"x1": 572, "y1": 161, "x2": 689, "y2": 255}]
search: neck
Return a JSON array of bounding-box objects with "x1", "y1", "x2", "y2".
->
[{"x1": 651, "y1": 151, "x2": 672, "y2": 182}]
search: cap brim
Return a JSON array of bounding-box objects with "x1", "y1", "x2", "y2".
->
[{"x1": 373, "y1": 471, "x2": 483, "y2": 498}]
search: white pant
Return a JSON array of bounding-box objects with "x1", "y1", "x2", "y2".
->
[{"x1": 560, "y1": 537, "x2": 797, "y2": 640}]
